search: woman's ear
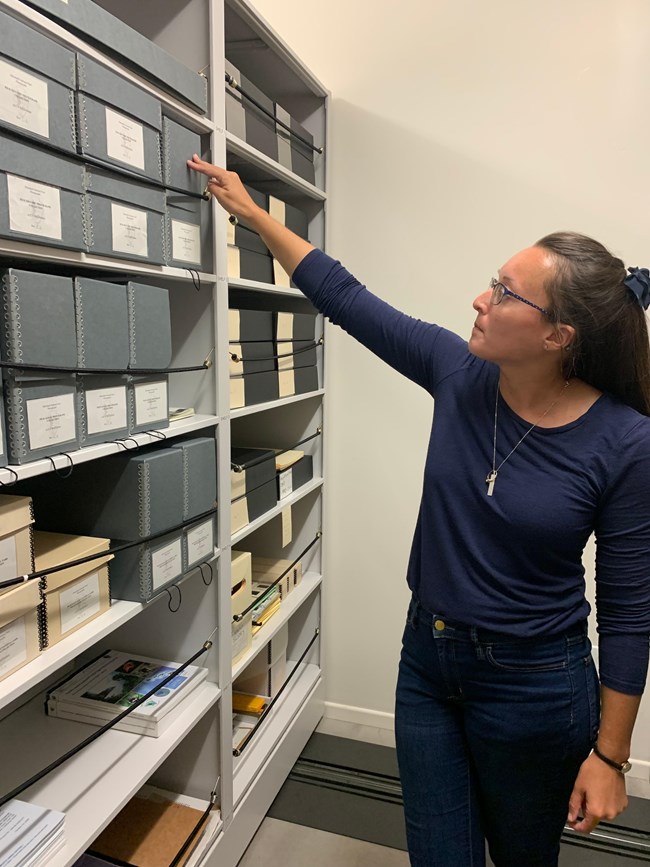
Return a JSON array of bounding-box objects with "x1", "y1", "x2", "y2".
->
[{"x1": 545, "y1": 323, "x2": 575, "y2": 353}]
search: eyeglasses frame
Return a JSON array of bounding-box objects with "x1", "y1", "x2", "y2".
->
[{"x1": 489, "y1": 277, "x2": 554, "y2": 319}]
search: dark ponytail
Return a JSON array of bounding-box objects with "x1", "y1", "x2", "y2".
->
[{"x1": 535, "y1": 231, "x2": 650, "y2": 416}]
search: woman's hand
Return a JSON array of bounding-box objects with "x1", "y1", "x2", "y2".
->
[
  {"x1": 567, "y1": 751, "x2": 628, "y2": 834},
  {"x1": 186, "y1": 155, "x2": 261, "y2": 223}
]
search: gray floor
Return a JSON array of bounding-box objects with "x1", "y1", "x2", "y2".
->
[{"x1": 237, "y1": 718, "x2": 648, "y2": 867}]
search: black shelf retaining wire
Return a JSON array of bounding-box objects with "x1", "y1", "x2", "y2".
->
[
  {"x1": 233, "y1": 628, "x2": 320, "y2": 757},
  {"x1": 0, "y1": 637, "x2": 215, "y2": 810},
  {"x1": 225, "y1": 72, "x2": 323, "y2": 156},
  {"x1": 232, "y1": 532, "x2": 321, "y2": 623},
  {"x1": 230, "y1": 338, "x2": 323, "y2": 364},
  {"x1": 0, "y1": 349, "x2": 214, "y2": 377},
  {"x1": 231, "y1": 428, "x2": 322, "y2": 473},
  {"x1": 0, "y1": 505, "x2": 217, "y2": 592}
]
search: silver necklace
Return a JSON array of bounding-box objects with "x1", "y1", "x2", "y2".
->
[{"x1": 486, "y1": 379, "x2": 571, "y2": 496}]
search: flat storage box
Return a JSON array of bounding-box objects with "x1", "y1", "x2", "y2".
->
[
  {"x1": 231, "y1": 446, "x2": 277, "y2": 501},
  {"x1": 0, "y1": 133, "x2": 85, "y2": 250},
  {"x1": 227, "y1": 244, "x2": 273, "y2": 284},
  {"x1": 1, "y1": 268, "x2": 79, "y2": 463},
  {"x1": 230, "y1": 369, "x2": 279, "y2": 410},
  {"x1": 232, "y1": 550, "x2": 253, "y2": 663},
  {"x1": 84, "y1": 166, "x2": 166, "y2": 264},
  {"x1": 0, "y1": 9, "x2": 76, "y2": 152},
  {"x1": 34, "y1": 530, "x2": 112, "y2": 647},
  {"x1": 76, "y1": 54, "x2": 162, "y2": 182},
  {"x1": 182, "y1": 514, "x2": 215, "y2": 572},
  {"x1": 170, "y1": 437, "x2": 217, "y2": 520},
  {"x1": 275, "y1": 311, "x2": 317, "y2": 342},
  {"x1": 268, "y1": 196, "x2": 309, "y2": 241},
  {"x1": 109, "y1": 530, "x2": 184, "y2": 602},
  {"x1": 231, "y1": 478, "x2": 277, "y2": 534},
  {"x1": 23, "y1": 448, "x2": 184, "y2": 542},
  {"x1": 278, "y1": 365, "x2": 319, "y2": 400},
  {"x1": 225, "y1": 61, "x2": 277, "y2": 160},
  {"x1": 229, "y1": 341, "x2": 276, "y2": 377},
  {"x1": 227, "y1": 220, "x2": 268, "y2": 257},
  {"x1": 74, "y1": 276, "x2": 130, "y2": 447},
  {"x1": 277, "y1": 339, "x2": 318, "y2": 372},
  {"x1": 229, "y1": 308, "x2": 274, "y2": 343},
  {"x1": 275, "y1": 102, "x2": 316, "y2": 185},
  {"x1": 0, "y1": 495, "x2": 34, "y2": 591},
  {"x1": 127, "y1": 281, "x2": 171, "y2": 434},
  {"x1": 232, "y1": 611, "x2": 252, "y2": 665},
  {"x1": 165, "y1": 192, "x2": 208, "y2": 269},
  {"x1": 0, "y1": 579, "x2": 41, "y2": 683},
  {"x1": 21, "y1": 0, "x2": 208, "y2": 114},
  {"x1": 276, "y1": 454, "x2": 314, "y2": 500}
]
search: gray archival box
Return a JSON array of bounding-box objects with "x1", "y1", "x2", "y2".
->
[
  {"x1": 74, "y1": 276, "x2": 130, "y2": 446},
  {"x1": 0, "y1": 9, "x2": 76, "y2": 152},
  {"x1": 0, "y1": 134, "x2": 85, "y2": 251},
  {"x1": 1, "y1": 269, "x2": 79, "y2": 463},
  {"x1": 76, "y1": 53, "x2": 162, "y2": 182}
]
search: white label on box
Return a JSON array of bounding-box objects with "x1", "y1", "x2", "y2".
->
[
  {"x1": 86, "y1": 385, "x2": 127, "y2": 434},
  {"x1": 151, "y1": 539, "x2": 182, "y2": 590},
  {"x1": 171, "y1": 219, "x2": 201, "y2": 263},
  {"x1": 0, "y1": 535, "x2": 18, "y2": 583},
  {"x1": 7, "y1": 173, "x2": 62, "y2": 240},
  {"x1": 105, "y1": 107, "x2": 145, "y2": 170},
  {"x1": 134, "y1": 380, "x2": 167, "y2": 425},
  {"x1": 26, "y1": 392, "x2": 76, "y2": 450},
  {"x1": 59, "y1": 571, "x2": 101, "y2": 635},
  {"x1": 278, "y1": 469, "x2": 293, "y2": 499},
  {"x1": 0, "y1": 58, "x2": 49, "y2": 139},
  {"x1": 187, "y1": 519, "x2": 214, "y2": 567},
  {"x1": 0, "y1": 616, "x2": 27, "y2": 678},
  {"x1": 111, "y1": 202, "x2": 148, "y2": 257}
]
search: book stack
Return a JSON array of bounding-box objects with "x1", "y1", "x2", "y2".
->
[
  {"x1": 46, "y1": 650, "x2": 208, "y2": 737},
  {"x1": 0, "y1": 799, "x2": 65, "y2": 866}
]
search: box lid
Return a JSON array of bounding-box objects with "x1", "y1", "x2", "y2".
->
[
  {"x1": 34, "y1": 530, "x2": 112, "y2": 592},
  {"x1": 0, "y1": 578, "x2": 40, "y2": 630},
  {"x1": 74, "y1": 277, "x2": 130, "y2": 369},
  {"x1": 0, "y1": 9, "x2": 75, "y2": 89},
  {"x1": 126, "y1": 282, "x2": 172, "y2": 370},
  {"x1": 1, "y1": 270, "x2": 76, "y2": 368},
  {"x1": 274, "y1": 450, "x2": 304, "y2": 471},
  {"x1": 85, "y1": 166, "x2": 166, "y2": 213},
  {"x1": 0, "y1": 134, "x2": 84, "y2": 193},
  {"x1": 0, "y1": 494, "x2": 34, "y2": 537},
  {"x1": 77, "y1": 54, "x2": 162, "y2": 132}
]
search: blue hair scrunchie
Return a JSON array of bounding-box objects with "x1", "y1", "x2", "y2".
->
[{"x1": 624, "y1": 266, "x2": 650, "y2": 311}]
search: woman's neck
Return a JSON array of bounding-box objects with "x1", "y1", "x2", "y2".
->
[{"x1": 498, "y1": 365, "x2": 569, "y2": 418}]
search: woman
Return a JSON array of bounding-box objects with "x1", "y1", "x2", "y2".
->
[{"x1": 188, "y1": 155, "x2": 650, "y2": 867}]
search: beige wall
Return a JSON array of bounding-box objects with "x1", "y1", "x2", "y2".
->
[{"x1": 252, "y1": 0, "x2": 650, "y2": 785}]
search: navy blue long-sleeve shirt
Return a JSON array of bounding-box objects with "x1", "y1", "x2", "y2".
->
[{"x1": 293, "y1": 248, "x2": 650, "y2": 695}]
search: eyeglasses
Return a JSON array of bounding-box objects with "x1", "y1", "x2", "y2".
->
[{"x1": 489, "y1": 278, "x2": 553, "y2": 318}]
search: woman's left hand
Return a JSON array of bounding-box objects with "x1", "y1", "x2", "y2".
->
[{"x1": 567, "y1": 752, "x2": 628, "y2": 834}]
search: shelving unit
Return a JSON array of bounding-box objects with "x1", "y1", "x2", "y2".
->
[{"x1": 0, "y1": 0, "x2": 328, "y2": 864}]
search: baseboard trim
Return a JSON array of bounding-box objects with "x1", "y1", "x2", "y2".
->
[{"x1": 323, "y1": 701, "x2": 395, "y2": 730}]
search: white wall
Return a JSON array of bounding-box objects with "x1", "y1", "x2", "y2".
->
[{"x1": 251, "y1": 0, "x2": 650, "y2": 777}]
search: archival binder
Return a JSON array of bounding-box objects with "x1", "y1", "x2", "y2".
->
[
  {"x1": 76, "y1": 54, "x2": 162, "y2": 182},
  {"x1": 1, "y1": 268, "x2": 79, "y2": 462},
  {"x1": 0, "y1": 132, "x2": 85, "y2": 251},
  {"x1": 229, "y1": 369, "x2": 279, "y2": 410},
  {"x1": 84, "y1": 166, "x2": 166, "y2": 264},
  {"x1": 126, "y1": 281, "x2": 171, "y2": 434},
  {"x1": 227, "y1": 244, "x2": 273, "y2": 283},
  {"x1": 74, "y1": 276, "x2": 129, "y2": 446},
  {"x1": 0, "y1": 381, "x2": 6, "y2": 468},
  {"x1": 0, "y1": 9, "x2": 76, "y2": 152},
  {"x1": 182, "y1": 514, "x2": 215, "y2": 572},
  {"x1": 21, "y1": 0, "x2": 208, "y2": 114},
  {"x1": 228, "y1": 308, "x2": 274, "y2": 343}
]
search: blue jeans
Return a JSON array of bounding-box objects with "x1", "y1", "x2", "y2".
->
[{"x1": 395, "y1": 596, "x2": 600, "y2": 867}]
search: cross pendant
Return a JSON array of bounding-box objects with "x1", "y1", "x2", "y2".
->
[{"x1": 486, "y1": 470, "x2": 497, "y2": 497}]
